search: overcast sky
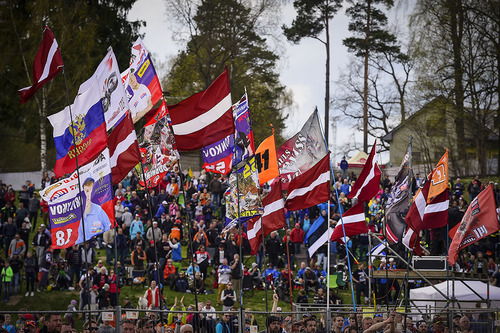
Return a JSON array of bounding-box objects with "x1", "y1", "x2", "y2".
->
[{"x1": 128, "y1": 0, "x2": 413, "y2": 163}]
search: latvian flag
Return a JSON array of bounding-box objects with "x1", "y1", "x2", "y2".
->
[
  {"x1": 168, "y1": 69, "x2": 234, "y2": 151},
  {"x1": 19, "y1": 27, "x2": 63, "y2": 103},
  {"x1": 247, "y1": 183, "x2": 286, "y2": 254},
  {"x1": 285, "y1": 153, "x2": 330, "y2": 211},
  {"x1": 347, "y1": 141, "x2": 381, "y2": 203},
  {"x1": 108, "y1": 113, "x2": 141, "y2": 185},
  {"x1": 402, "y1": 179, "x2": 449, "y2": 255},
  {"x1": 330, "y1": 203, "x2": 367, "y2": 243}
]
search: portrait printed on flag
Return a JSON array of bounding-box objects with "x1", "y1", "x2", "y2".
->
[{"x1": 40, "y1": 149, "x2": 115, "y2": 249}]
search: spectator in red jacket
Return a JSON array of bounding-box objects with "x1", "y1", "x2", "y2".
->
[{"x1": 290, "y1": 223, "x2": 305, "y2": 255}]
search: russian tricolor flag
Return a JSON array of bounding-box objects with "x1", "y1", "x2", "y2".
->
[{"x1": 48, "y1": 78, "x2": 107, "y2": 177}]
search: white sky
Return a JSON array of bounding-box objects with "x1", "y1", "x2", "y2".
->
[{"x1": 128, "y1": 0, "x2": 413, "y2": 163}]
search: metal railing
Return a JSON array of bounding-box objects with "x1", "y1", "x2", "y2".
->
[{"x1": 0, "y1": 306, "x2": 498, "y2": 332}]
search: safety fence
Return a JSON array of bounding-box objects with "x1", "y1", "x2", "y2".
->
[{"x1": 0, "y1": 306, "x2": 498, "y2": 332}]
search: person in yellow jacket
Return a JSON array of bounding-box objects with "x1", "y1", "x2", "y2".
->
[
  {"x1": 167, "y1": 296, "x2": 187, "y2": 329},
  {"x1": 1, "y1": 261, "x2": 13, "y2": 302}
]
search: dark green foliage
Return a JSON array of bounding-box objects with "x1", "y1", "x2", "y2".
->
[
  {"x1": 343, "y1": 0, "x2": 401, "y2": 58},
  {"x1": 282, "y1": 0, "x2": 342, "y2": 44},
  {"x1": 166, "y1": 0, "x2": 289, "y2": 144},
  {"x1": 0, "y1": 0, "x2": 143, "y2": 171}
]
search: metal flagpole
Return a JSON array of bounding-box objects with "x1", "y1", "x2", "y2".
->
[
  {"x1": 326, "y1": 199, "x2": 332, "y2": 330},
  {"x1": 368, "y1": 230, "x2": 372, "y2": 305},
  {"x1": 285, "y1": 235, "x2": 294, "y2": 309},
  {"x1": 235, "y1": 160, "x2": 244, "y2": 333},
  {"x1": 176, "y1": 160, "x2": 199, "y2": 312},
  {"x1": 334, "y1": 187, "x2": 357, "y2": 309},
  {"x1": 139, "y1": 163, "x2": 160, "y2": 283},
  {"x1": 62, "y1": 69, "x2": 92, "y2": 317}
]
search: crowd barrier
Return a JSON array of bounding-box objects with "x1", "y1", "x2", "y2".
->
[{"x1": 0, "y1": 305, "x2": 498, "y2": 332}]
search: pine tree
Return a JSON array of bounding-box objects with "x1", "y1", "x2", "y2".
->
[
  {"x1": 342, "y1": 0, "x2": 401, "y2": 152},
  {"x1": 282, "y1": 0, "x2": 343, "y2": 147},
  {"x1": 165, "y1": 0, "x2": 289, "y2": 144}
]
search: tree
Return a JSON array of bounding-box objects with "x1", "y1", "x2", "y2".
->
[
  {"x1": 0, "y1": 0, "x2": 143, "y2": 173},
  {"x1": 411, "y1": 0, "x2": 499, "y2": 175},
  {"x1": 334, "y1": 46, "x2": 414, "y2": 151},
  {"x1": 165, "y1": 0, "x2": 289, "y2": 144},
  {"x1": 342, "y1": 0, "x2": 402, "y2": 152},
  {"x1": 282, "y1": 0, "x2": 343, "y2": 149}
]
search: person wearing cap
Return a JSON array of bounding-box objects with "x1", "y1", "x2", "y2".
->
[
  {"x1": 155, "y1": 200, "x2": 169, "y2": 218},
  {"x1": 129, "y1": 214, "x2": 144, "y2": 239},
  {"x1": 146, "y1": 220, "x2": 162, "y2": 244},
  {"x1": 121, "y1": 206, "x2": 133, "y2": 232},
  {"x1": 75, "y1": 177, "x2": 111, "y2": 244}
]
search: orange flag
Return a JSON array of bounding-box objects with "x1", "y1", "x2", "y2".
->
[
  {"x1": 255, "y1": 134, "x2": 279, "y2": 185},
  {"x1": 427, "y1": 150, "x2": 449, "y2": 203}
]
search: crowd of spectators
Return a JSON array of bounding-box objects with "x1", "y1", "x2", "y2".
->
[{"x1": 0, "y1": 169, "x2": 499, "y2": 332}]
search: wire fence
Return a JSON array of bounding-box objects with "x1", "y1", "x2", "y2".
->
[{"x1": 0, "y1": 305, "x2": 498, "y2": 332}]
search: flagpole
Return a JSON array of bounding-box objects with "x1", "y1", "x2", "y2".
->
[
  {"x1": 326, "y1": 199, "x2": 331, "y2": 328},
  {"x1": 62, "y1": 68, "x2": 92, "y2": 317},
  {"x1": 234, "y1": 160, "x2": 244, "y2": 333},
  {"x1": 334, "y1": 187, "x2": 357, "y2": 309},
  {"x1": 317, "y1": 105, "x2": 356, "y2": 311},
  {"x1": 176, "y1": 160, "x2": 199, "y2": 312},
  {"x1": 285, "y1": 235, "x2": 294, "y2": 309},
  {"x1": 138, "y1": 162, "x2": 160, "y2": 283}
]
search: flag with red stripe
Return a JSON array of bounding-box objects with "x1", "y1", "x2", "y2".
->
[
  {"x1": 19, "y1": 27, "x2": 63, "y2": 103},
  {"x1": 168, "y1": 69, "x2": 234, "y2": 151},
  {"x1": 247, "y1": 183, "x2": 285, "y2": 254},
  {"x1": 403, "y1": 181, "x2": 449, "y2": 254},
  {"x1": 347, "y1": 141, "x2": 381, "y2": 202},
  {"x1": 448, "y1": 185, "x2": 499, "y2": 265},
  {"x1": 331, "y1": 202, "x2": 367, "y2": 242},
  {"x1": 108, "y1": 113, "x2": 141, "y2": 185},
  {"x1": 285, "y1": 153, "x2": 330, "y2": 211}
]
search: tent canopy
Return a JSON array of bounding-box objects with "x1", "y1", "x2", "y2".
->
[
  {"x1": 346, "y1": 151, "x2": 368, "y2": 168},
  {"x1": 409, "y1": 280, "x2": 500, "y2": 311}
]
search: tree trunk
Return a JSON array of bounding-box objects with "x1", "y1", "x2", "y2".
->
[
  {"x1": 40, "y1": 87, "x2": 47, "y2": 176},
  {"x1": 363, "y1": 0, "x2": 371, "y2": 153},
  {"x1": 324, "y1": 11, "x2": 330, "y2": 150},
  {"x1": 447, "y1": 0, "x2": 466, "y2": 175}
]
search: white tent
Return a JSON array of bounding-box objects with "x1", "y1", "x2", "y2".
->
[{"x1": 409, "y1": 280, "x2": 500, "y2": 311}]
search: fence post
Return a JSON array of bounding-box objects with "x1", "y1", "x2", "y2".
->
[
  {"x1": 115, "y1": 305, "x2": 122, "y2": 333},
  {"x1": 325, "y1": 307, "x2": 331, "y2": 333}
]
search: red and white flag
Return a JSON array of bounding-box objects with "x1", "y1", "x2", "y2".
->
[
  {"x1": 448, "y1": 185, "x2": 499, "y2": 265},
  {"x1": 247, "y1": 183, "x2": 286, "y2": 254},
  {"x1": 168, "y1": 69, "x2": 234, "y2": 151},
  {"x1": 285, "y1": 153, "x2": 330, "y2": 211},
  {"x1": 347, "y1": 141, "x2": 381, "y2": 202},
  {"x1": 108, "y1": 113, "x2": 141, "y2": 185},
  {"x1": 19, "y1": 27, "x2": 64, "y2": 103},
  {"x1": 403, "y1": 177, "x2": 449, "y2": 254},
  {"x1": 331, "y1": 202, "x2": 367, "y2": 243}
]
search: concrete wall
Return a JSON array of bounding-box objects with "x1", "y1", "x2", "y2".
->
[{"x1": 0, "y1": 171, "x2": 43, "y2": 190}]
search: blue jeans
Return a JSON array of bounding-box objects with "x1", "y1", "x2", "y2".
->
[
  {"x1": 13, "y1": 273, "x2": 20, "y2": 294},
  {"x1": 3, "y1": 282, "x2": 10, "y2": 301}
]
